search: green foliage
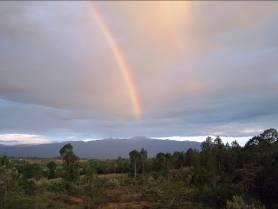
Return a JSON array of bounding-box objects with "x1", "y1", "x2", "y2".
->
[
  {"x1": 143, "y1": 174, "x2": 195, "y2": 209},
  {"x1": 0, "y1": 129, "x2": 277, "y2": 209},
  {"x1": 129, "y1": 149, "x2": 141, "y2": 178},
  {"x1": 20, "y1": 179, "x2": 36, "y2": 195},
  {"x1": 17, "y1": 162, "x2": 43, "y2": 180},
  {"x1": 245, "y1": 128, "x2": 278, "y2": 147},
  {"x1": 60, "y1": 143, "x2": 80, "y2": 183},
  {"x1": 226, "y1": 196, "x2": 265, "y2": 209},
  {"x1": 0, "y1": 156, "x2": 9, "y2": 167},
  {"x1": 84, "y1": 158, "x2": 129, "y2": 174},
  {"x1": 47, "y1": 161, "x2": 57, "y2": 179},
  {"x1": 4, "y1": 193, "x2": 33, "y2": 209},
  {"x1": 0, "y1": 165, "x2": 19, "y2": 209}
]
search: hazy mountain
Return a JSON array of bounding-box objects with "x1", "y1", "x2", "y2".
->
[{"x1": 0, "y1": 137, "x2": 200, "y2": 159}]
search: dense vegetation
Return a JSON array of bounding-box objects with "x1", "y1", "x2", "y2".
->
[{"x1": 0, "y1": 128, "x2": 277, "y2": 209}]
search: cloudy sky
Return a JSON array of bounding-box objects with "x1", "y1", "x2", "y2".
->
[{"x1": 0, "y1": 1, "x2": 278, "y2": 145}]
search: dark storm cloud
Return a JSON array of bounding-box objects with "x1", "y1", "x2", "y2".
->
[{"x1": 0, "y1": 2, "x2": 278, "y2": 143}]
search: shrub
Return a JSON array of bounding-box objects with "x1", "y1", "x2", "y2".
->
[{"x1": 226, "y1": 196, "x2": 265, "y2": 209}]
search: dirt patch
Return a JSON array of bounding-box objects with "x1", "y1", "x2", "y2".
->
[
  {"x1": 101, "y1": 201, "x2": 150, "y2": 209},
  {"x1": 53, "y1": 195, "x2": 83, "y2": 205},
  {"x1": 102, "y1": 185, "x2": 150, "y2": 209},
  {"x1": 107, "y1": 192, "x2": 142, "y2": 203}
]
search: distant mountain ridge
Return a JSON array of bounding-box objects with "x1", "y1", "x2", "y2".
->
[{"x1": 0, "y1": 137, "x2": 200, "y2": 159}]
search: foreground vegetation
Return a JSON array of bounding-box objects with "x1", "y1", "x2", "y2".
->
[{"x1": 0, "y1": 128, "x2": 277, "y2": 209}]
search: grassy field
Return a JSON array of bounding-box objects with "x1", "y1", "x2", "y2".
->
[{"x1": 31, "y1": 173, "x2": 151, "y2": 209}]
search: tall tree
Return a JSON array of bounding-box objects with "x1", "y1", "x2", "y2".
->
[
  {"x1": 0, "y1": 165, "x2": 18, "y2": 209},
  {"x1": 59, "y1": 143, "x2": 79, "y2": 182},
  {"x1": 129, "y1": 150, "x2": 140, "y2": 178},
  {"x1": 231, "y1": 140, "x2": 240, "y2": 149},
  {"x1": 140, "y1": 148, "x2": 148, "y2": 176},
  {"x1": 201, "y1": 136, "x2": 214, "y2": 152},
  {"x1": 214, "y1": 136, "x2": 225, "y2": 170}
]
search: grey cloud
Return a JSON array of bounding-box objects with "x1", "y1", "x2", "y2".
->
[{"x1": 0, "y1": 2, "x2": 277, "y2": 142}]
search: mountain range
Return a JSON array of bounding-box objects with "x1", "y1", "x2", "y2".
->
[{"x1": 0, "y1": 137, "x2": 200, "y2": 159}]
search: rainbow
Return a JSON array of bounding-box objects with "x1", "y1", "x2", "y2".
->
[{"x1": 88, "y1": 3, "x2": 142, "y2": 119}]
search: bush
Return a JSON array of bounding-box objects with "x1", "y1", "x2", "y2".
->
[{"x1": 226, "y1": 196, "x2": 265, "y2": 209}]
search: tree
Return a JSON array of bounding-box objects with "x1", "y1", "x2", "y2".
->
[
  {"x1": 172, "y1": 151, "x2": 185, "y2": 169},
  {"x1": 214, "y1": 136, "x2": 224, "y2": 147},
  {"x1": 245, "y1": 128, "x2": 278, "y2": 147},
  {"x1": 46, "y1": 161, "x2": 57, "y2": 179},
  {"x1": 83, "y1": 161, "x2": 100, "y2": 208},
  {"x1": 129, "y1": 150, "x2": 141, "y2": 178},
  {"x1": 59, "y1": 143, "x2": 73, "y2": 157},
  {"x1": 0, "y1": 165, "x2": 19, "y2": 209},
  {"x1": 140, "y1": 148, "x2": 148, "y2": 176},
  {"x1": 164, "y1": 153, "x2": 172, "y2": 178},
  {"x1": 59, "y1": 143, "x2": 79, "y2": 182},
  {"x1": 231, "y1": 140, "x2": 240, "y2": 149},
  {"x1": 201, "y1": 136, "x2": 214, "y2": 152},
  {"x1": 214, "y1": 136, "x2": 225, "y2": 170},
  {"x1": 154, "y1": 152, "x2": 166, "y2": 172},
  {"x1": 200, "y1": 137, "x2": 216, "y2": 170},
  {"x1": 185, "y1": 148, "x2": 199, "y2": 167},
  {"x1": 260, "y1": 128, "x2": 278, "y2": 143}
]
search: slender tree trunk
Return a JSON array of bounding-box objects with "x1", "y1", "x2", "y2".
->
[
  {"x1": 142, "y1": 161, "x2": 145, "y2": 184},
  {"x1": 142, "y1": 161, "x2": 145, "y2": 177},
  {"x1": 4, "y1": 184, "x2": 7, "y2": 209},
  {"x1": 134, "y1": 162, "x2": 137, "y2": 178}
]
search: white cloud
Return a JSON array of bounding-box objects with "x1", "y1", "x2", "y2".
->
[
  {"x1": 155, "y1": 136, "x2": 251, "y2": 147},
  {"x1": 0, "y1": 134, "x2": 50, "y2": 145}
]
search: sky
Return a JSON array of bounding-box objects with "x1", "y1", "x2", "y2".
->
[{"x1": 0, "y1": 1, "x2": 278, "y2": 145}]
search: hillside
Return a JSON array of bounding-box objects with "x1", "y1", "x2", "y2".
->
[{"x1": 0, "y1": 137, "x2": 200, "y2": 159}]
